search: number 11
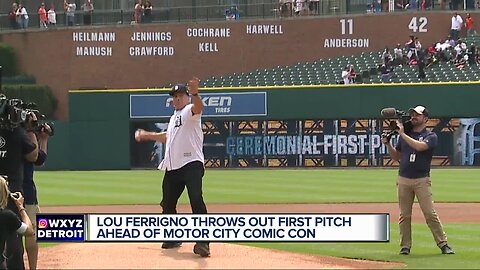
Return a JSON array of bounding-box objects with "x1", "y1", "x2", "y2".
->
[{"x1": 340, "y1": 19, "x2": 353, "y2": 35}]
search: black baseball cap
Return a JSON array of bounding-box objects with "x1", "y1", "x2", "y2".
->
[
  {"x1": 408, "y1": 105, "x2": 429, "y2": 117},
  {"x1": 169, "y1": 84, "x2": 189, "y2": 96}
]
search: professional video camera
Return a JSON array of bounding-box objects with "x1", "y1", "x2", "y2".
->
[
  {"x1": 35, "y1": 121, "x2": 55, "y2": 136},
  {"x1": 0, "y1": 94, "x2": 54, "y2": 136},
  {"x1": 380, "y1": 107, "x2": 413, "y2": 140}
]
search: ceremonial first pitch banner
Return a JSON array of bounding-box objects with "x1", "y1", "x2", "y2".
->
[
  {"x1": 36, "y1": 214, "x2": 389, "y2": 242},
  {"x1": 130, "y1": 118, "x2": 455, "y2": 168}
]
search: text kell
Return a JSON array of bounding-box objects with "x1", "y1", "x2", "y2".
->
[{"x1": 199, "y1": 43, "x2": 218, "y2": 52}]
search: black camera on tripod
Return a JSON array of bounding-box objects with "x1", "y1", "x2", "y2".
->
[
  {"x1": 0, "y1": 94, "x2": 54, "y2": 136},
  {"x1": 380, "y1": 107, "x2": 414, "y2": 141}
]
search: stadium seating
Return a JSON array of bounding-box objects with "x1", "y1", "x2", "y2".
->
[{"x1": 201, "y1": 35, "x2": 480, "y2": 87}]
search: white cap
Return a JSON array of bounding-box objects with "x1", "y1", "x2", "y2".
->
[{"x1": 408, "y1": 105, "x2": 429, "y2": 116}]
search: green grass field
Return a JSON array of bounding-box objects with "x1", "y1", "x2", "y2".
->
[{"x1": 35, "y1": 168, "x2": 480, "y2": 269}]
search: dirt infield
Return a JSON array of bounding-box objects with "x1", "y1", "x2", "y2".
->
[{"x1": 36, "y1": 203, "x2": 480, "y2": 269}]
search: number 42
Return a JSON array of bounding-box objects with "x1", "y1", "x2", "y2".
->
[{"x1": 408, "y1": 17, "x2": 428, "y2": 33}]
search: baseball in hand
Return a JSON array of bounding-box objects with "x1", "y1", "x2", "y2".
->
[
  {"x1": 188, "y1": 77, "x2": 200, "y2": 95},
  {"x1": 135, "y1": 130, "x2": 142, "y2": 142}
]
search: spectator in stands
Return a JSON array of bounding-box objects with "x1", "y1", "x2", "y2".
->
[
  {"x1": 366, "y1": 0, "x2": 374, "y2": 13},
  {"x1": 435, "y1": 39, "x2": 451, "y2": 62},
  {"x1": 9, "y1": 3, "x2": 19, "y2": 29},
  {"x1": 406, "y1": 35, "x2": 418, "y2": 61},
  {"x1": 341, "y1": 66, "x2": 351, "y2": 84},
  {"x1": 435, "y1": 39, "x2": 447, "y2": 52},
  {"x1": 420, "y1": 0, "x2": 426, "y2": 10},
  {"x1": 143, "y1": 1, "x2": 153, "y2": 23},
  {"x1": 309, "y1": 0, "x2": 320, "y2": 15},
  {"x1": 415, "y1": 36, "x2": 422, "y2": 51},
  {"x1": 38, "y1": 3, "x2": 48, "y2": 29},
  {"x1": 427, "y1": 43, "x2": 436, "y2": 55},
  {"x1": 280, "y1": 0, "x2": 293, "y2": 17},
  {"x1": 440, "y1": 0, "x2": 446, "y2": 9},
  {"x1": 451, "y1": 39, "x2": 466, "y2": 64},
  {"x1": 373, "y1": 0, "x2": 382, "y2": 12},
  {"x1": 446, "y1": 35, "x2": 456, "y2": 47},
  {"x1": 453, "y1": 53, "x2": 466, "y2": 70},
  {"x1": 16, "y1": 4, "x2": 29, "y2": 29},
  {"x1": 64, "y1": 0, "x2": 76, "y2": 26},
  {"x1": 465, "y1": 14, "x2": 477, "y2": 37},
  {"x1": 417, "y1": 51, "x2": 426, "y2": 79},
  {"x1": 467, "y1": 44, "x2": 476, "y2": 66},
  {"x1": 450, "y1": 12, "x2": 463, "y2": 41},
  {"x1": 294, "y1": 0, "x2": 304, "y2": 16},
  {"x1": 407, "y1": 0, "x2": 417, "y2": 9},
  {"x1": 476, "y1": 47, "x2": 480, "y2": 65},
  {"x1": 425, "y1": 48, "x2": 439, "y2": 68},
  {"x1": 429, "y1": 0, "x2": 435, "y2": 9},
  {"x1": 454, "y1": 39, "x2": 467, "y2": 55},
  {"x1": 382, "y1": 47, "x2": 393, "y2": 69},
  {"x1": 81, "y1": 0, "x2": 94, "y2": 25},
  {"x1": 395, "y1": 0, "x2": 405, "y2": 9},
  {"x1": 393, "y1": 44, "x2": 405, "y2": 66},
  {"x1": 48, "y1": 4, "x2": 57, "y2": 27},
  {"x1": 380, "y1": 64, "x2": 391, "y2": 82},
  {"x1": 348, "y1": 65, "x2": 357, "y2": 83},
  {"x1": 372, "y1": 0, "x2": 381, "y2": 12},
  {"x1": 134, "y1": 0, "x2": 142, "y2": 24},
  {"x1": 225, "y1": 5, "x2": 240, "y2": 20}
]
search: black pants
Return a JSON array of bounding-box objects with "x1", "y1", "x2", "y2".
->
[
  {"x1": 83, "y1": 14, "x2": 92, "y2": 25},
  {"x1": 450, "y1": 29, "x2": 459, "y2": 41},
  {"x1": 5, "y1": 200, "x2": 25, "y2": 270},
  {"x1": 161, "y1": 161, "x2": 207, "y2": 215}
]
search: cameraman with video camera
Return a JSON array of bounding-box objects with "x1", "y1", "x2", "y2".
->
[
  {"x1": 0, "y1": 109, "x2": 39, "y2": 270},
  {"x1": 381, "y1": 105, "x2": 455, "y2": 256},
  {"x1": 23, "y1": 121, "x2": 52, "y2": 270}
]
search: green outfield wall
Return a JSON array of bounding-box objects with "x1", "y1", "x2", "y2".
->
[{"x1": 43, "y1": 83, "x2": 480, "y2": 170}]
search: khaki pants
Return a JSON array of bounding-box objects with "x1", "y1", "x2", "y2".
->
[{"x1": 397, "y1": 176, "x2": 447, "y2": 249}]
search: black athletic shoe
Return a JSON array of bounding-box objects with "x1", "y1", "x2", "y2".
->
[
  {"x1": 399, "y1": 248, "x2": 410, "y2": 255},
  {"x1": 193, "y1": 243, "x2": 210, "y2": 257},
  {"x1": 441, "y1": 245, "x2": 455, "y2": 254},
  {"x1": 161, "y1": 242, "x2": 182, "y2": 249}
]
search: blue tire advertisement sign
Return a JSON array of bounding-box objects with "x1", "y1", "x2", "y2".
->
[{"x1": 130, "y1": 92, "x2": 267, "y2": 118}]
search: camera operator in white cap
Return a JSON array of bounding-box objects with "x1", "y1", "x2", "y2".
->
[{"x1": 382, "y1": 105, "x2": 455, "y2": 256}]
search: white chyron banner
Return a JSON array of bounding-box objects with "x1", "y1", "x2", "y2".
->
[{"x1": 87, "y1": 214, "x2": 389, "y2": 242}]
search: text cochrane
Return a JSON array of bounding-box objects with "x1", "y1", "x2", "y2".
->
[
  {"x1": 324, "y1": 38, "x2": 369, "y2": 48},
  {"x1": 186, "y1": 28, "x2": 231, "y2": 38}
]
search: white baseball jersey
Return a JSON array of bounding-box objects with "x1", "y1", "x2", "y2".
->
[{"x1": 158, "y1": 103, "x2": 204, "y2": 171}]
